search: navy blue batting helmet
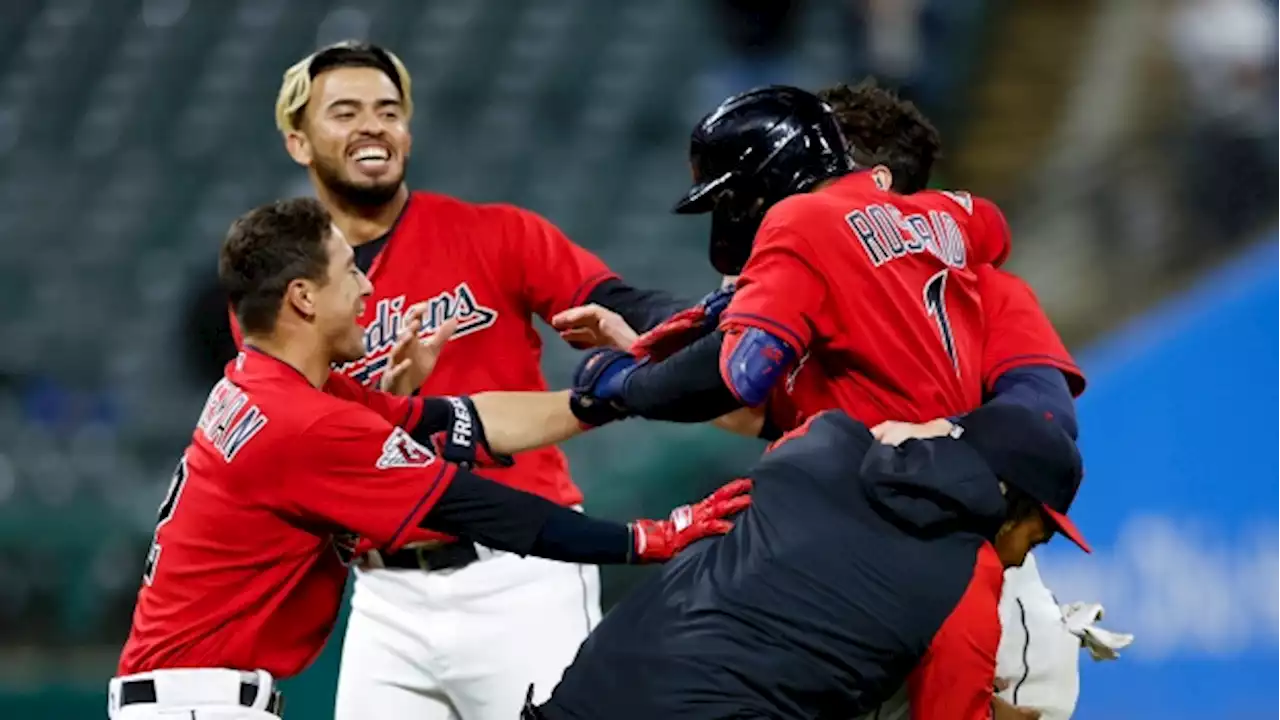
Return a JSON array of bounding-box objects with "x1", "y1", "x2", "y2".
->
[{"x1": 674, "y1": 86, "x2": 855, "y2": 275}]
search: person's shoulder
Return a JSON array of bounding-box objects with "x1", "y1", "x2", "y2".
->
[
  {"x1": 243, "y1": 379, "x2": 347, "y2": 437},
  {"x1": 406, "y1": 189, "x2": 476, "y2": 214},
  {"x1": 408, "y1": 191, "x2": 568, "y2": 253},
  {"x1": 975, "y1": 264, "x2": 1033, "y2": 299},
  {"x1": 760, "y1": 190, "x2": 832, "y2": 230},
  {"x1": 762, "y1": 410, "x2": 872, "y2": 470},
  {"x1": 298, "y1": 392, "x2": 386, "y2": 437},
  {"x1": 911, "y1": 189, "x2": 1010, "y2": 266},
  {"x1": 185, "y1": 378, "x2": 319, "y2": 481},
  {"x1": 754, "y1": 196, "x2": 824, "y2": 256},
  {"x1": 759, "y1": 180, "x2": 873, "y2": 246},
  {"x1": 409, "y1": 190, "x2": 552, "y2": 229}
]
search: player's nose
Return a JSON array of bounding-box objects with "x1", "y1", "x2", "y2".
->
[{"x1": 354, "y1": 113, "x2": 386, "y2": 137}]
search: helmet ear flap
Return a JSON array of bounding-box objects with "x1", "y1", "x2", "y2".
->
[{"x1": 708, "y1": 188, "x2": 769, "y2": 275}]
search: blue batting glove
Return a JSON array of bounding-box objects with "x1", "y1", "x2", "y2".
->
[{"x1": 570, "y1": 349, "x2": 638, "y2": 427}]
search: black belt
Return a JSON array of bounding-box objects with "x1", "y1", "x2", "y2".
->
[
  {"x1": 119, "y1": 678, "x2": 285, "y2": 717},
  {"x1": 381, "y1": 541, "x2": 479, "y2": 571}
]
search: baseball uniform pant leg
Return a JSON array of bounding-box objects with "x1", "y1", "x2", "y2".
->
[
  {"x1": 334, "y1": 589, "x2": 457, "y2": 720},
  {"x1": 335, "y1": 550, "x2": 602, "y2": 720}
]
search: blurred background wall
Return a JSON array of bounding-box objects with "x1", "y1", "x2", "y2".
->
[{"x1": 0, "y1": 0, "x2": 1274, "y2": 717}]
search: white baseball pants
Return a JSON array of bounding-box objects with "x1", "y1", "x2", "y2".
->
[{"x1": 334, "y1": 548, "x2": 602, "y2": 720}]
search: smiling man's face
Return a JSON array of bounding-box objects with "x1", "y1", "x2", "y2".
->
[{"x1": 290, "y1": 66, "x2": 412, "y2": 207}]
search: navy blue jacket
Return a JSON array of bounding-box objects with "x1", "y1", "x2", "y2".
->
[{"x1": 540, "y1": 411, "x2": 1009, "y2": 720}]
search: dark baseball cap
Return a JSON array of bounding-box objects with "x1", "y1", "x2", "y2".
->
[{"x1": 951, "y1": 404, "x2": 1090, "y2": 553}]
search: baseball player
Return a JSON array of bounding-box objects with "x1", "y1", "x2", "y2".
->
[
  {"x1": 240, "y1": 42, "x2": 692, "y2": 720},
  {"x1": 528, "y1": 403, "x2": 1091, "y2": 719},
  {"x1": 110, "y1": 198, "x2": 750, "y2": 720},
  {"x1": 817, "y1": 80, "x2": 1130, "y2": 719}
]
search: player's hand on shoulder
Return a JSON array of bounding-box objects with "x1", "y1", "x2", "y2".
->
[
  {"x1": 379, "y1": 312, "x2": 458, "y2": 396},
  {"x1": 551, "y1": 303, "x2": 640, "y2": 351},
  {"x1": 870, "y1": 418, "x2": 955, "y2": 447},
  {"x1": 629, "y1": 478, "x2": 752, "y2": 563},
  {"x1": 631, "y1": 284, "x2": 735, "y2": 361}
]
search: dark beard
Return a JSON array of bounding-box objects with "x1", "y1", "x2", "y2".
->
[{"x1": 313, "y1": 156, "x2": 406, "y2": 208}]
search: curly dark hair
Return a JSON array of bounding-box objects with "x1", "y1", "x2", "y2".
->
[
  {"x1": 219, "y1": 197, "x2": 334, "y2": 335},
  {"x1": 817, "y1": 79, "x2": 942, "y2": 194}
]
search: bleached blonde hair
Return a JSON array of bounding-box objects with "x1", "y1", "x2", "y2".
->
[{"x1": 274, "y1": 41, "x2": 414, "y2": 135}]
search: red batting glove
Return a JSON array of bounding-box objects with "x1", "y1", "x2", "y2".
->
[
  {"x1": 629, "y1": 478, "x2": 753, "y2": 563},
  {"x1": 630, "y1": 307, "x2": 706, "y2": 361},
  {"x1": 631, "y1": 285, "x2": 735, "y2": 361}
]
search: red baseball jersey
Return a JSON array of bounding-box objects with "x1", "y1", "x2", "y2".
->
[
  {"x1": 765, "y1": 259, "x2": 1087, "y2": 433},
  {"x1": 230, "y1": 191, "x2": 615, "y2": 544},
  {"x1": 724, "y1": 172, "x2": 994, "y2": 429},
  {"x1": 118, "y1": 350, "x2": 457, "y2": 678}
]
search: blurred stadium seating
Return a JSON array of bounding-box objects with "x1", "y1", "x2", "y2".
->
[{"x1": 0, "y1": 0, "x2": 1273, "y2": 717}]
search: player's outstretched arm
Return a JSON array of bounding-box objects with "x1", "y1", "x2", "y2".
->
[
  {"x1": 467, "y1": 390, "x2": 584, "y2": 454},
  {"x1": 569, "y1": 324, "x2": 795, "y2": 427},
  {"x1": 292, "y1": 407, "x2": 745, "y2": 563},
  {"x1": 396, "y1": 392, "x2": 582, "y2": 472},
  {"x1": 422, "y1": 471, "x2": 752, "y2": 565},
  {"x1": 569, "y1": 227, "x2": 817, "y2": 428},
  {"x1": 554, "y1": 285, "x2": 779, "y2": 439}
]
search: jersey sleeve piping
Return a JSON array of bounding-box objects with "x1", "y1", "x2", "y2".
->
[
  {"x1": 385, "y1": 462, "x2": 459, "y2": 552},
  {"x1": 569, "y1": 270, "x2": 619, "y2": 309},
  {"x1": 719, "y1": 312, "x2": 807, "y2": 355},
  {"x1": 292, "y1": 406, "x2": 456, "y2": 552},
  {"x1": 400, "y1": 396, "x2": 425, "y2": 430},
  {"x1": 984, "y1": 354, "x2": 1086, "y2": 397}
]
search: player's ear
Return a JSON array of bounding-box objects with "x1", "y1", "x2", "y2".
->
[
  {"x1": 284, "y1": 278, "x2": 319, "y2": 320},
  {"x1": 284, "y1": 130, "x2": 313, "y2": 167},
  {"x1": 870, "y1": 165, "x2": 893, "y2": 192}
]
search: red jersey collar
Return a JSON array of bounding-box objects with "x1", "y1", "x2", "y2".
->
[
  {"x1": 234, "y1": 346, "x2": 318, "y2": 387},
  {"x1": 824, "y1": 170, "x2": 881, "y2": 195}
]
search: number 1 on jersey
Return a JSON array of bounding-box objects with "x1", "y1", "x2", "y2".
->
[
  {"x1": 143, "y1": 455, "x2": 188, "y2": 585},
  {"x1": 923, "y1": 270, "x2": 960, "y2": 375}
]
